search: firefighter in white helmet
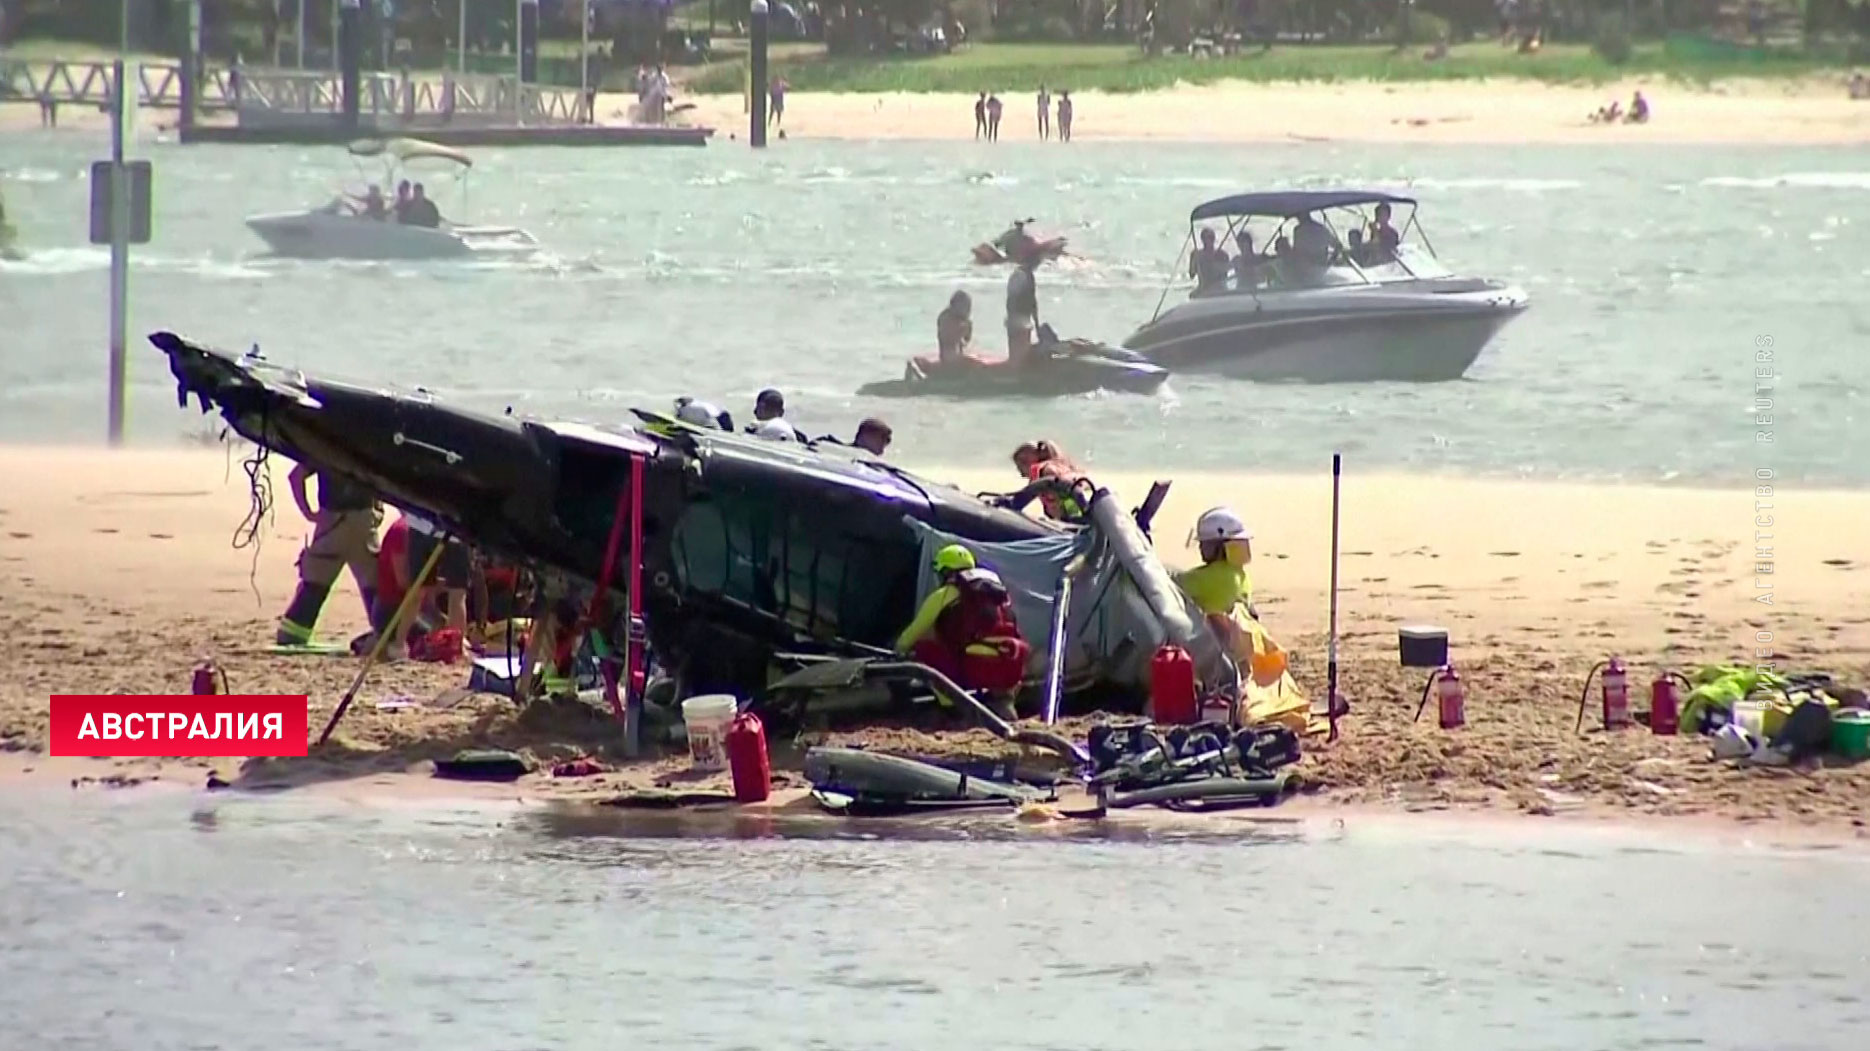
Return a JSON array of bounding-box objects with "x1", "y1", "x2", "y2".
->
[{"x1": 1175, "y1": 506, "x2": 1259, "y2": 628}]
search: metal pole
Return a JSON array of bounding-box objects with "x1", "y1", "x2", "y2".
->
[
  {"x1": 1326, "y1": 452, "x2": 1343, "y2": 743},
  {"x1": 332, "y1": 0, "x2": 340, "y2": 73},
  {"x1": 749, "y1": 0, "x2": 768, "y2": 148},
  {"x1": 106, "y1": 2, "x2": 132, "y2": 447},
  {"x1": 512, "y1": 0, "x2": 522, "y2": 123},
  {"x1": 579, "y1": 0, "x2": 589, "y2": 118},
  {"x1": 458, "y1": 0, "x2": 467, "y2": 74},
  {"x1": 298, "y1": 0, "x2": 306, "y2": 68},
  {"x1": 339, "y1": 0, "x2": 361, "y2": 130}
]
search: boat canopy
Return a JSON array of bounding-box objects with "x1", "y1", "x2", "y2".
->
[
  {"x1": 346, "y1": 137, "x2": 474, "y2": 168},
  {"x1": 1189, "y1": 190, "x2": 1415, "y2": 223}
]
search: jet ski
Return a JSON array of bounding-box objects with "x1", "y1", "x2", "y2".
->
[
  {"x1": 858, "y1": 329, "x2": 1169, "y2": 399},
  {"x1": 971, "y1": 218, "x2": 1069, "y2": 266}
]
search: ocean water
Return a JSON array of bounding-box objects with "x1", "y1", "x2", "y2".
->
[
  {"x1": 2, "y1": 134, "x2": 1866, "y2": 485},
  {"x1": 1, "y1": 788, "x2": 1866, "y2": 1051}
]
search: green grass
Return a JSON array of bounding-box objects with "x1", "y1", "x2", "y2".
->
[{"x1": 684, "y1": 40, "x2": 1840, "y2": 96}]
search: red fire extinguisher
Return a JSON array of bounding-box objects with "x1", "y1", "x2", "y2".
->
[
  {"x1": 1413, "y1": 664, "x2": 1465, "y2": 730},
  {"x1": 1650, "y1": 671, "x2": 1691, "y2": 736},
  {"x1": 1576, "y1": 657, "x2": 1632, "y2": 732},
  {"x1": 725, "y1": 711, "x2": 771, "y2": 805},
  {"x1": 1149, "y1": 644, "x2": 1199, "y2": 726},
  {"x1": 191, "y1": 660, "x2": 227, "y2": 696}
]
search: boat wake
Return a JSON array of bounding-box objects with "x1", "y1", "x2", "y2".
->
[
  {"x1": 0, "y1": 247, "x2": 271, "y2": 280},
  {"x1": 1700, "y1": 172, "x2": 1870, "y2": 190}
]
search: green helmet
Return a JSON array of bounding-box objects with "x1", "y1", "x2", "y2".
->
[{"x1": 933, "y1": 544, "x2": 976, "y2": 573}]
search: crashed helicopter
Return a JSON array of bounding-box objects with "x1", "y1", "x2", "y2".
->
[{"x1": 149, "y1": 331, "x2": 1240, "y2": 736}]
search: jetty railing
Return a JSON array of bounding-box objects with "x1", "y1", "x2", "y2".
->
[
  {"x1": 0, "y1": 58, "x2": 235, "y2": 110},
  {"x1": 2, "y1": 57, "x2": 586, "y2": 129}
]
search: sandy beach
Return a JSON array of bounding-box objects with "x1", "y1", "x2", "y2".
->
[
  {"x1": 3, "y1": 76, "x2": 1865, "y2": 145},
  {"x1": 1, "y1": 444, "x2": 1864, "y2": 829}
]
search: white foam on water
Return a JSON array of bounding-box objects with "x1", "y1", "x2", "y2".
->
[
  {"x1": 2, "y1": 167, "x2": 64, "y2": 183},
  {"x1": 1405, "y1": 177, "x2": 1585, "y2": 193},
  {"x1": 1700, "y1": 172, "x2": 1870, "y2": 190}
]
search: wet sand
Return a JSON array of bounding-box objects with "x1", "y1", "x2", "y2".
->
[{"x1": 1, "y1": 444, "x2": 1865, "y2": 832}]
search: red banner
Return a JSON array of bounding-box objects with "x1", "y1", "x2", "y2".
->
[{"x1": 48, "y1": 695, "x2": 310, "y2": 758}]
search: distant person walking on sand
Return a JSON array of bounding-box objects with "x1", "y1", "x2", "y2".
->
[
  {"x1": 1057, "y1": 91, "x2": 1073, "y2": 142},
  {"x1": 974, "y1": 92, "x2": 987, "y2": 138},
  {"x1": 1037, "y1": 84, "x2": 1051, "y2": 140},
  {"x1": 986, "y1": 92, "x2": 1003, "y2": 140},
  {"x1": 769, "y1": 76, "x2": 788, "y2": 127}
]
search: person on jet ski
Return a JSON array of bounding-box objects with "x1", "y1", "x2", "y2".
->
[
  {"x1": 1005, "y1": 247, "x2": 1042, "y2": 367},
  {"x1": 895, "y1": 544, "x2": 1030, "y2": 709},
  {"x1": 996, "y1": 219, "x2": 1040, "y2": 263},
  {"x1": 936, "y1": 290, "x2": 975, "y2": 364}
]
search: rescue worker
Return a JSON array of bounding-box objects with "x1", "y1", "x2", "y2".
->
[
  {"x1": 1172, "y1": 505, "x2": 1311, "y2": 734},
  {"x1": 895, "y1": 544, "x2": 1030, "y2": 715},
  {"x1": 674, "y1": 396, "x2": 733, "y2": 430},
  {"x1": 997, "y1": 440, "x2": 1087, "y2": 523},
  {"x1": 276, "y1": 462, "x2": 381, "y2": 647},
  {"x1": 1005, "y1": 244, "x2": 1041, "y2": 367},
  {"x1": 745, "y1": 388, "x2": 809, "y2": 442},
  {"x1": 1174, "y1": 506, "x2": 1259, "y2": 631}
]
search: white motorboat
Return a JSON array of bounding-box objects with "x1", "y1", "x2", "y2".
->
[
  {"x1": 244, "y1": 138, "x2": 540, "y2": 261},
  {"x1": 1123, "y1": 190, "x2": 1528, "y2": 383}
]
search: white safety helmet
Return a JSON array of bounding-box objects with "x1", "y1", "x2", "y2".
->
[
  {"x1": 752, "y1": 418, "x2": 796, "y2": 442},
  {"x1": 674, "y1": 397, "x2": 725, "y2": 429},
  {"x1": 1194, "y1": 506, "x2": 1252, "y2": 543}
]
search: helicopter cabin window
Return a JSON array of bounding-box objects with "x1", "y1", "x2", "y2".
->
[{"x1": 670, "y1": 492, "x2": 916, "y2": 647}]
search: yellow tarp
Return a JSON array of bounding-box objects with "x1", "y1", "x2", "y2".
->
[{"x1": 1218, "y1": 608, "x2": 1328, "y2": 736}]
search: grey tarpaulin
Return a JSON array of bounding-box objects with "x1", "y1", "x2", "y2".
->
[{"x1": 906, "y1": 493, "x2": 1236, "y2": 693}]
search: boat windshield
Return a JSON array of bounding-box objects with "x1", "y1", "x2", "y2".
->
[{"x1": 1176, "y1": 199, "x2": 1449, "y2": 297}]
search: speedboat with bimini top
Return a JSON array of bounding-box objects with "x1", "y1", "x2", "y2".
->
[
  {"x1": 244, "y1": 138, "x2": 540, "y2": 261},
  {"x1": 1123, "y1": 190, "x2": 1528, "y2": 382},
  {"x1": 859, "y1": 327, "x2": 1169, "y2": 399}
]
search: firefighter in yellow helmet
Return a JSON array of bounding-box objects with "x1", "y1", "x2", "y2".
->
[{"x1": 895, "y1": 543, "x2": 1031, "y2": 710}]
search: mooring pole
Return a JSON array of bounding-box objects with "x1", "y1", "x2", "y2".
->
[
  {"x1": 518, "y1": 0, "x2": 539, "y2": 84},
  {"x1": 179, "y1": 0, "x2": 201, "y2": 137},
  {"x1": 749, "y1": 0, "x2": 768, "y2": 147},
  {"x1": 105, "y1": 0, "x2": 134, "y2": 447},
  {"x1": 338, "y1": 0, "x2": 362, "y2": 131}
]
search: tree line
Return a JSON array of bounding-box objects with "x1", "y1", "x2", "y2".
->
[{"x1": 3, "y1": 0, "x2": 1866, "y2": 62}]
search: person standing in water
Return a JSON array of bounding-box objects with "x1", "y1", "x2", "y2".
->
[
  {"x1": 1036, "y1": 84, "x2": 1051, "y2": 140},
  {"x1": 769, "y1": 76, "x2": 788, "y2": 127},
  {"x1": 986, "y1": 92, "x2": 1003, "y2": 141},
  {"x1": 276, "y1": 463, "x2": 382, "y2": 647}
]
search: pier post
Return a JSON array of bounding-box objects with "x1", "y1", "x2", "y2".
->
[
  {"x1": 338, "y1": 0, "x2": 362, "y2": 131},
  {"x1": 518, "y1": 0, "x2": 539, "y2": 84},
  {"x1": 179, "y1": 0, "x2": 201, "y2": 135},
  {"x1": 749, "y1": 0, "x2": 768, "y2": 148}
]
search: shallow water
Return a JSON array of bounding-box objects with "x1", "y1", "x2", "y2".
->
[
  {"x1": 3, "y1": 787, "x2": 1867, "y2": 1050},
  {"x1": 3, "y1": 135, "x2": 1867, "y2": 485}
]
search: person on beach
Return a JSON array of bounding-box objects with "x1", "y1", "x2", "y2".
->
[
  {"x1": 851, "y1": 417, "x2": 893, "y2": 456},
  {"x1": 1627, "y1": 90, "x2": 1650, "y2": 124},
  {"x1": 384, "y1": 510, "x2": 471, "y2": 659},
  {"x1": 1188, "y1": 227, "x2": 1230, "y2": 295},
  {"x1": 746, "y1": 388, "x2": 809, "y2": 442},
  {"x1": 895, "y1": 544, "x2": 1029, "y2": 714},
  {"x1": 769, "y1": 76, "x2": 787, "y2": 127},
  {"x1": 1175, "y1": 506, "x2": 1312, "y2": 730},
  {"x1": 1037, "y1": 84, "x2": 1051, "y2": 140},
  {"x1": 674, "y1": 396, "x2": 733, "y2": 430},
  {"x1": 1004, "y1": 245, "x2": 1040, "y2": 365},
  {"x1": 937, "y1": 290, "x2": 975, "y2": 363},
  {"x1": 974, "y1": 92, "x2": 987, "y2": 138},
  {"x1": 1057, "y1": 91, "x2": 1073, "y2": 142},
  {"x1": 276, "y1": 464, "x2": 381, "y2": 648},
  {"x1": 986, "y1": 92, "x2": 1003, "y2": 141},
  {"x1": 999, "y1": 441, "x2": 1087, "y2": 523}
]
